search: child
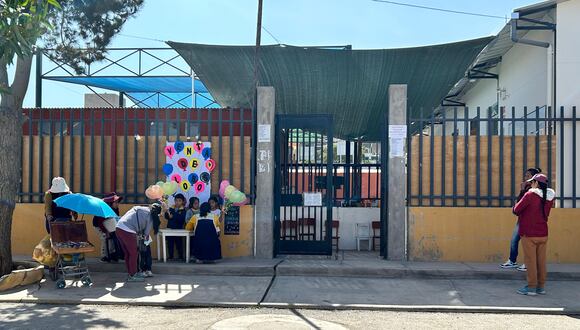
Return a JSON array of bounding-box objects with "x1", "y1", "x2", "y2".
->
[
  {"x1": 164, "y1": 193, "x2": 187, "y2": 261},
  {"x1": 208, "y1": 195, "x2": 224, "y2": 223},
  {"x1": 185, "y1": 197, "x2": 200, "y2": 223},
  {"x1": 186, "y1": 202, "x2": 222, "y2": 263}
]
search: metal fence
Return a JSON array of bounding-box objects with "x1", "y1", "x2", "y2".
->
[
  {"x1": 407, "y1": 106, "x2": 578, "y2": 207},
  {"x1": 20, "y1": 107, "x2": 254, "y2": 204}
]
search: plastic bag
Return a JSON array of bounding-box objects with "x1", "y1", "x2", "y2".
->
[{"x1": 32, "y1": 235, "x2": 57, "y2": 267}]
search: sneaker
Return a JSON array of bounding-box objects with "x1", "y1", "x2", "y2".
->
[
  {"x1": 517, "y1": 264, "x2": 527, "y2": 272},
  {"x1": 517, "y1": 286, "x2": 537, "y2": 296},
  {"x1": 500, "y1": 260, "x2": 518, "y2": 269},
  {"x1": 100, "y1": 257, "x2": 111, "y2": 263},
  {"x1": 143, "y1": 270, "x2": 154, "y2": 278},
  {"x1": 127, "y1": 275, "x2": 144, "y2": 282},
  {"x1": 536, "y1": 287, "x2": 546, "y2": 295}
]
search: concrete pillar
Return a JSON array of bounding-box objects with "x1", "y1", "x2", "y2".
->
[
  {"x1": 387, "y1": 84, "x2": 407, "y2": 260},
  {"x1": 254, "y1": 86, "x2": 275, "y2": 258}
]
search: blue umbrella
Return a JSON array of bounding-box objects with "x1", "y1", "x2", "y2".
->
[{"x1": 54, "y1": 193, "x2": 118, "y2": 218}]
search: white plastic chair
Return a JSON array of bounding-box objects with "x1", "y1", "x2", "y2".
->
[{"x1": 355, "y1": 223, "x2": 371, "y2": 251}]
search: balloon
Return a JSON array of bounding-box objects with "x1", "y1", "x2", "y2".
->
[
  {"x1": 188, "y1": 173, "x2": 199, "y2": 185},
  {"x1": 194, "y1": 142, "x2": 204, "y2": 154},
  {"x1": 174, "y1": 141, "x2": 185, "y2": 154},
  {"x1": 233, "y1": 198, "x2": 250, "y2": 207},
  {"x1": 146, "y1": 185, "x2": 163, "y2": 200},
  {"x1": 162, "y1": 164, "x2": 173, "y2": 176},
  {"x1": 202, "y1": 147, "x2": 211, "y2": 160},
  {"x1": 193, "y1": 181, "x2": 206, "y2": 194},
  {"x1": 169, "y1": 181, "x2": 179, "y2": 195},
  {"x1": 219, "y1": 180, "x2": 230, "y2": 198},
  {"x1": 230, "y1": 191, "x2": 247, "y2": 203},
  {"x1": 170, "y1": 174, "x2": 182, "y2": 184},
  {"x1": 177, "y1": 158, "x2": 188, "y2": 171},
  {"x1": 200, "y1": 172, "x2": 211, "y2": 184},
  {"x1": 190, "y1": 157, "x2": 201, "y2": 170},
  {"x1": 164, "y1": 146, "x2": 175, "y2": 159},
  {"x1": 205, "y1": 159, "x2": 216, "y2": 172},
  {"x1": 180, "y1": 181, "x2": 190, "y2": 192},
  {"x1": 163, "y1": 182, "x2": 174, "y2": 195},
  {"x1": 224, "y1": 185, "x2": 236, "y2": 199},
  {"x1": 156, "y1": 181, "x2": 164, "y2": 187},
  {"x1": 184, "y1": 145, "x2": 193, "y2": 156}
]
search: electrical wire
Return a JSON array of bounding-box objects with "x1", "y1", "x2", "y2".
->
[
  {"x1": 262, "y1": 25, "x2": 282, "y2": 44},
  {"x1": 118, "y1": 33, "x2": 165, "y2": 43},
  {"x1": 371, "y1": 0, "x2": 506, "y2": 20}
]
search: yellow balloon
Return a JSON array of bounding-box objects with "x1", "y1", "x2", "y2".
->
[{"x1": 180, "y1": 181, "x2": 190, "y2": 191}]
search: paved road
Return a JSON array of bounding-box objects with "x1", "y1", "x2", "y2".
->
[{"x1": 1, "y1": 303, "x2": 580, "y2": 329}]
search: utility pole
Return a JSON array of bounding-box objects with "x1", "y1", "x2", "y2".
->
[{"x1": 251, "y1": 0, "x2": 263, "y2": 202}]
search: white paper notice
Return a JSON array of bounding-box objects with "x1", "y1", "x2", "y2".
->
[
  {"x1": 389, "y1": 138, "x2": 405, "y2": 158},
  {"x1": 258, "y1": 124, "x2": 271, "y2": 143},
  {"x1": 303, "y1": 192, "x2": 323, "y2": 206},
  {"x1": 388, "y1": 125, "x2": 407, "y2": 139}
]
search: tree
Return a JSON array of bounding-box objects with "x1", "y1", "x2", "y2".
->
[{"x1": 0, "y1": 0, "x2": 143, "y2": 276}]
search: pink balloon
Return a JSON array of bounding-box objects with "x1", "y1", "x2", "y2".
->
[
  {"x1": 194, "y1": 181, "x2": 206, "y2": 195},
  {"x1": 164, "y1": 146, "x2": 176, "y2": 159},
  {"x1": 219, "y1": 180, "x2": 230, "y2": 198},
  {"x1": 205, "y1": 159, "x2": 216, "y2": 173},
  {"x1": 194, "y1": 142, "x2": 204, "y2": 154},
  {"x1": 170, "y1": 173, "x2": 182, "y2": 183}
]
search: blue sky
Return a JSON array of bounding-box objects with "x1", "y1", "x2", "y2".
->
[{"x1": 22, "y1": 0, "x2": 539, "y2": 108}]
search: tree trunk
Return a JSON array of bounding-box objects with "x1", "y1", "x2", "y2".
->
[
  {"x1": 0, "y1": 56, "x2": 31, "y2": 276},
  {"x1": 0, "y1": 105, "x2": 21, "y2": 276}
]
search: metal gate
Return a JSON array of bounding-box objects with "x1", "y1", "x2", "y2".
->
[{"x1": 274, "y1": 114, "x2": 334, "y2": 255}]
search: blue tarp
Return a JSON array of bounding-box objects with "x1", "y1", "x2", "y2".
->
[{"x1": 46, "y1": 76, "x2": 209, "y2": 93}]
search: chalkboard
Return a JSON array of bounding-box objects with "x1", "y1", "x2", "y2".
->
[{"x1": 224, "y1": 206, "x2": 240, "y2": 235}]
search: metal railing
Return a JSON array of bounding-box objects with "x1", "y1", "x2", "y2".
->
[{"x1": 20, "y1": 107, "x2": 254, "y2": 204}]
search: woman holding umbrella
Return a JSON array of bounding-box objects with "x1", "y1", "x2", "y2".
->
[
  {"x1": 92, "y1": 193, "x2": 124, "y2": 263},
  {"x1": 115, "y1": 204, "x2": 163, "y2": 282},
  {"x1": 43, "y1": 177, "x2": 76, "y2": 233}
]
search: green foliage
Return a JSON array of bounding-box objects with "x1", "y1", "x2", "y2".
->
[{"x1": 42, "y1": 0, "x2": 144, "y2": 74}]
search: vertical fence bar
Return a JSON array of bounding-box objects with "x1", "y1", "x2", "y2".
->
[
  {"x1": 441, "y1": 110, "x2": 446, "y2": 206},
  {"x1": 28, "y1": 109, "x2": 33, "y2": 203},
  {"x1": 89, "y1": 108, "x2": 95, "y2": 195},
  {"x1": 523, "y1": 106, "x2": 528, "y2": 181},
  {"x1": 499, "y1": 107, "x2": 504, "y2": 207},
  {"x1": 123, "y1": 108, "x2": 128, "y2": 202},
  {"x1": 429, "y1": 108, "x2": 435, "y2": 206},
  {"x1": 547, "y1": 106, "x2": 553, "y2": 192},
  {"x1": 464, "y1": 107, "x2": 469, "y2": 206},
  {"x1": 487, "y1": 107, "x2": 492, "y2": 206},
  {"x1": 154, "y1": 109, "x2": 159, "y2": 181},
  {"x1": 240, "y1": 109, "x2": 245, "y2": 192},
  {"x1": 100, "y1": 108, "x2": 105, "y2": 194},
  {"x1": 573, "y1": 106, "x2": 577, "y2": 208},
  {"x1": 48, "y1": 109, "x2": 54, "y2": 195},
  {"x1": 229, "y1": 108, "x2": 234, "y2": 184},
  {"x1": 79, "y1": 108, "x2": 85, "y2": 194},
  {"x1": 418, "y1": 108, "x2": 424, "y2": 206},
  {"x1": 59, "y1": 109, "x2": 64, "y2": 187},
  {"x1": 69, "y1": 109, "x2": 74, "y2": 193},
  {"x1": 559, "y1": 106, "x2": 565, "y2": 206},
  {"x1": 511, "y1": 107, "x2": 516, "y2": 205},
  {"x1": 38, "y1": 108, "x2": 44, "y2": 201},
  {"x1": 476, "y1": 107, "x2": 481, "y2": 207},
  {"x1": 144, "y1": 109, "x2": 149, "y2": 198},
  {"x1": 535, "y1": 106, "x2": 541, "y2": 169},
  {"x1": 218, "y1": 107, "x2": 223, "y2": 189},
  {"x1": 133, "y1": 110, "x2": 138, "y2": 203},
  {"x1": 452, "y1": 107, "x2": 458, "y2": 207}
]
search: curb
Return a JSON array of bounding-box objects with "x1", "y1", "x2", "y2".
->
[{"x1": 1, "y1": 297, "x2": 578, "y2": 315}]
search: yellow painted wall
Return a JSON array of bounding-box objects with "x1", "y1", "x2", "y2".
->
[
  {"x1": 409, "y1": 207, "x2": 580, "y2": 263},
  {"x1": 11, "y1": 204, "x2": 254, "y2": 259}
]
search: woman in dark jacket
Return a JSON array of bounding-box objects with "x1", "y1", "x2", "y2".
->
[
  {"x1": 43, "y1": 177, "x2": 75, "y2": 233},
  {"x1": 512, "y1": 173, "x2": 555, "y2": 296}
]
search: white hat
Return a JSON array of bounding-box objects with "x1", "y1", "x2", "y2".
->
[{"x1": 49, "y1": 177, "x2": 70, "y2": 194}]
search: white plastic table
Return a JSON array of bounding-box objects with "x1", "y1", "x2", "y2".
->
[{"x1": 157, "y1": 229, "x2": 194, "y2": 263}]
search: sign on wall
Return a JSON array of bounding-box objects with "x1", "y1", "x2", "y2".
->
[{"x1": 164, "y1": 141, "x2": 214, "y2": 204}]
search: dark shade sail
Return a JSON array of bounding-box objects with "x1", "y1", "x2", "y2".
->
[{"x1": 169, "y1": 37, "x2": 492, "y2": 140}]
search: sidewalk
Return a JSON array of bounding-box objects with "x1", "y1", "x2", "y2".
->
[{"x1": 1, "y1": 271, "x2": 579, "y2": 314}]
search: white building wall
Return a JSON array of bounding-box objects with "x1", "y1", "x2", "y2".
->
[{"x1": 555, "y1": 0, "x2": 580, "y2": 207}]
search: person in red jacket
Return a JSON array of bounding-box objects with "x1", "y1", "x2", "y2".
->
[{"x1": 512, "y1": 173, "x2": 555, "y2": 296}]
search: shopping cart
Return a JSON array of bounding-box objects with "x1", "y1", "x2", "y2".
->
[{"x1": 49, "y1": 220, "x2": 95, "y2": 289}]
